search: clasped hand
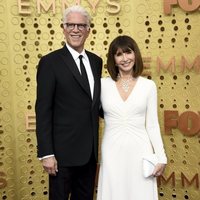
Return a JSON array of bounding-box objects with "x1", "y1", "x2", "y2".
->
[
  {"x1": 152, "y1": 163, "x2": 166, "y2": 177},
  {"x1": 42, "y1": 156, "x2": 58, "y2": 176}
]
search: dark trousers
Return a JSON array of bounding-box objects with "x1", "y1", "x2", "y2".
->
[{"x1": 49, "y1": 154, "x2": 97, "y2": 200}]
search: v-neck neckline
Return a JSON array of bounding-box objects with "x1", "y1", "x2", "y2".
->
[{"x1": 114, "y1": 76, "x2": 140, "y2": 103}]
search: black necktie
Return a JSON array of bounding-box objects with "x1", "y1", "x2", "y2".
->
[{"x1": 79, "y1": 55, "x2": 91, "y2": 94}]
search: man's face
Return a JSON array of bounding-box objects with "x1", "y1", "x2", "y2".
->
[{"x1": 63, "y1": 12, "x2": 90, "y2": 53}]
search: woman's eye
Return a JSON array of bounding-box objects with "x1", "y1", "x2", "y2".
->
[
  {"x1": 126, "y1": 50, "x2": 132, "y2": 54},
  {"x1": 116, "y1": 53, "x2": 122, "y2": 56}
]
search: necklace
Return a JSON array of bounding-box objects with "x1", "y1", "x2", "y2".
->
[{"x1": 118, "y1": 75, "x2": 133, "y2": 93}]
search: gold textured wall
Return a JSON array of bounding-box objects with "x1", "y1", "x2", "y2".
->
[{"x1": 0, "y1": 0, "x2": 200, "y2": 199}]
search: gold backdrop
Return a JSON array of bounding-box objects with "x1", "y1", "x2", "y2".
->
[{"x1": 0, "y1": 0, "x2": 199, "y2": 199}]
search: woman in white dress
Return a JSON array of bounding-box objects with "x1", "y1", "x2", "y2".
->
[{"x1": 97, "y1": 35, "x2": 167, "y2": 200}]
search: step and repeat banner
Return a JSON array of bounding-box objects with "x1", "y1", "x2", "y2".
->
[{"x1": 0, "y1": 0, "x2": 199, "y2": 199}]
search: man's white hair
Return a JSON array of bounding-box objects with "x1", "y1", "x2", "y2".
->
[{"x1": 63, "y1": 5, "x2": 91, "y2": 26}]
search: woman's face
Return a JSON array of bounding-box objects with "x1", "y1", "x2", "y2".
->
[{"x1": 114, "y1": 48, "x2": 135, "y2": 74}]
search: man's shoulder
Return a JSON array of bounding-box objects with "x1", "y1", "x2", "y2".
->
[
  {"x1": 85, "y1": 50, "x2": 102, "y2": 61},
  {"x1": 42, "y1": 46, "x2": 65, "y2": 58}
]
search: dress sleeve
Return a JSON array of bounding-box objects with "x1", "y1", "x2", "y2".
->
[{"x1": 146, "y1": 81, "x2": 167, "y2": 164}]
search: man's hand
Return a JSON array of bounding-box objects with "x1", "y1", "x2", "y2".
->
[{"x1": 42, "y1": 156, "x2": 58, "y2": 176}]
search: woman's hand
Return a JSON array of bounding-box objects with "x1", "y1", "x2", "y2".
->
[{"x1": 152, "y1": 163, "x2": 166, "y2": 177}]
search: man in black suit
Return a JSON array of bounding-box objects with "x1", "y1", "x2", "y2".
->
[{"x1": 35, "y1": 5, "x2": 102, "y2": 200}]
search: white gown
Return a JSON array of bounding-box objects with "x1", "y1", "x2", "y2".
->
[{"x1": 97, "y1": 76, "x2": 167, "y2": 200}]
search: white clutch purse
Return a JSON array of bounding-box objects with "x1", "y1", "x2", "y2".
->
[{"x1": 142, "y1": 154, "x2": 158, "y2": 178}]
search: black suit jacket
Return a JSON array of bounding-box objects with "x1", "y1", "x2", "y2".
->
[{"x1": 35, "y1": 46, "x2": 102, "y2": 166}]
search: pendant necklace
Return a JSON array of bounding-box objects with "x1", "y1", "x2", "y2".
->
[{"x1": 118, "y1": 75, "x2": 133, "y2": 93}]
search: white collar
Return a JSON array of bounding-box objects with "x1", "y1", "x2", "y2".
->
[{"x1": 66, "y1": 44, "x2": 87, "y2": 60}]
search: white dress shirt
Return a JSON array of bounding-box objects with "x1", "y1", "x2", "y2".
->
[{"x1": 66, "y1": 44, "x2": 94, "y2": 98}]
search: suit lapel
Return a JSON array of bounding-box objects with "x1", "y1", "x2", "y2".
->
[
  {"x1": 60, "y1": 46, "x2": 91, "y2": 98},
  {"x1": 86, "y1": 51, "x2": 99, "y2": 107}
]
